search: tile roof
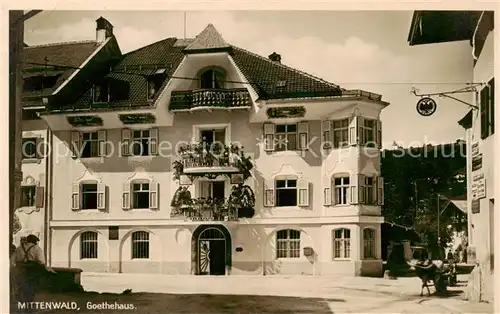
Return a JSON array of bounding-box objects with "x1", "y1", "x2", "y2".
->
[
  {"x1": 23, "y1": 41, "x2": 101, "y2": 99},
  {"x1": 59, "y1": 25, "x2": 347, "y2": 111}
]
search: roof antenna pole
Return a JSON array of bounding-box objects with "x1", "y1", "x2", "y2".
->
[{"x1": 183, "y1": 11, "x2": 187, "y2": 39}]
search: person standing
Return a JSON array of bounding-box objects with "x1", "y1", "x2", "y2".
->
[{"x1": 10, "y1": 234, "x2": 52, "y2": 303}]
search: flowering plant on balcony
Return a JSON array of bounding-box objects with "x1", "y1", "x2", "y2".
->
[{"x1": 228, "y1": 183, "x2": 256, "y2": 218}]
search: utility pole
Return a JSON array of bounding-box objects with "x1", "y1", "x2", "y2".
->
[
  {"x1": 437, "y1": 193, "x2": 441, "y2": 258},
  {"x1": 9, "y1": 10, "x2": 42, "y2": 247}
]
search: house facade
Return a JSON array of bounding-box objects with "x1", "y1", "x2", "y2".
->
[
  {"x1": 37, "y1": 19, "x2": 388, "y2": 276},
  {"x1": 408, "y1": 10, "x2": 495, "y2": 301},
  {"x1": 17, "y1": 17, "x2": 122, "y2": 258}
]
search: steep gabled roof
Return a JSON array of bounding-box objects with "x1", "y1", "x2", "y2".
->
[
  {"x1": 184, "y1": 24, "x2": 231, "y2": 53},
  {"x1": 23, "y1": 40, "x2": 101, "y2": 99}
]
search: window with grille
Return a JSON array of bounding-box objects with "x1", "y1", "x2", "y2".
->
[
  {"x1": 22, "y1": 138, "x2": 37, "y2": 159},
  {"x1": 81, "y1": 132, "x2": 99, "y2": 158},
  {"x1": 132, "y1": 183, "x2": 150, "y2": 209},
  {"x1": 363, "y1": 229, "x2": 376, "y2": 259},
  {"x1": 80, "y1": 231, "x2": 98, "y2": 259},
  {"x1": 131, "y1": 231, "x2": 150, "y2": 259},
  {"x1": 333, "y1": 119, "x2": 349, "y2": 148},
  {"x1": 21, "y1": 186, "x2": 36, "y2": 207},
  {"x1": 275, "y1": 124, "x2": 297, "y2": 151},
  {"x1": 276, "y1": 179, "x2": 297, "y2": 207},
  {"x1": 333, "y1": 228, "x2": 351, "y2": 259},
  {"x1": 276, "y1": 229, "x2": 301, "y2": 258},
  {"x1": 81, "y1": 183, "x2": 98, "y2": 210},
  {"x1": 132, "y1": 130, "x2": 151, "y2": 156},
  {"x1": 333, "y1": 176, "x2": 350, "y2": 205}
]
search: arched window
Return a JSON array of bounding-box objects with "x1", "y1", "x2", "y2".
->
[
  {"x1": 80, "y1": 231, "x2": 98, "y2": 259},
  {"x1": 200, "y1": 69, "x2": 225, "y2": 89},
  {"x1": 333, "y1": 228, "x2": 351, "y2": 259},
  {"x1": 276, "y1": 229, "x2": 301, "y2": 258},
  {"x1": 363, "y1": 228, "x2": 376, "y2": 259},
  {"x1": 131, "y1": 231, "x2": 150, "y2": 259}
]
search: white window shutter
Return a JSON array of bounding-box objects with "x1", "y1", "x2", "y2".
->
[
  {"x1": 297, "y1": 179, "x2": 309, "y2": 207},
  {"x1": 149, "y1": 128, "x2": 159, "y2": 155},
  {"x1": 121, "y1": 129, "x2": 131, "y2": 156},
  {"x1": 97, "y1": 182, "x2": 106, "y2": 210},
  {"x1": 263, "y1": 179, "x2": 274, "y2": 207},
  {"x1": 378, "y1": 176, "x2": 384, "y2": 205},
  {"x1": 122, "y1": 182, "x2": 131, "y2": 209},
  {"x1": 323, "y1": 187, "x2": 331, "y2": 206},
  {"x1": 297, "y1": 121, "x2": 309, "y2": 150},
  {"x1": 71, "y1": 183, "x2": 80, "y2": 210},
  {"x1": 357, "y1": 116, "x2": 365, "y2": 146},
  {"x1": 331, "y1": 178, "x2": 337, "y2": 206},
  {"x1": 350, "y1": 174, "x2": 358, "y2": 204},
  {"x1": 71, "y1": 131, "x2": 81, "y2": 158},
  {"x1": 263, "y1": 123, "x2": 275, "y2": 151},
  {"x1": 348, "y1": 116, "x2": 358, "y2": 146},
  {"x1": 35, "y1": 186, "x2": 44, "y2": 208},
  {"x1": 358, "y1": 174, "x2": 366, "y2": 204},
  {"x1": 322, "y1": 120, "x2": 332, "y2": 149},
  {"x1": 98, "y1": 130, "x2": 107, "y2": 157},
  {"x1": 149, "y1": 181, "x2": 159, "y2": 209},
  {"x1": 200, "y1": 181, "x2": 212, "y2": 199},
  {"x1": 377, "y1": 120, "x2": 382, "y2": 149}
]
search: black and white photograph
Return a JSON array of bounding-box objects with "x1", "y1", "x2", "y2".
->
[{"x1": 4, "y1": 5, "x2": 497, "y2": 314}]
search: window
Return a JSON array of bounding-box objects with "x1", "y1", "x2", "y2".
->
[
  {"x1": 21, "y1": 186, "x2": 36, "y2": 207},
  {"x1": 364, "y1": 176, "x2": 375, "y2": 205},
  {"x1": 132, "y1": 130, "x2": 150, "y2": 156},
  {"x1": 80, "y1": 231, "x2": 98, "y2": 259},
  {"x1": 276, "y1": 124, "x2": 297, "y2": 151},
  {"x1": 333, "y1": 229, "x2": 351, "y2": 259},
  {"x1": 200, "y1": 69, "x2": 225, "y2": 89},
  {"x1": 276, "y1": 229, "x2": 301, "y2": 258},
  {"x1": 200, "y1": 129, "x2": 226, "y2": 151},
  {"x1": 334, "y1": 176, "x2": 350, "y2": 205},
  {"x1": 200, "y1": 181, "x2": 225, "y2": 201},
  {"x1": 363, "y1": 229, "x2": 376, "y2": 259},
  {"x1": 81, "y1": 132, "x2": 99, "y2": 158},
  {"x1": 23, "y1": 75, "x2": 60, "y2": 92},
  {"x1": 81, "y1": 183, "x2": 98, "y2": 210},
  {"x1": 147, "y1": 75, "x2": 166, "y2": 100},
  {"x1": 22, "y1": 138, "x2": 37, "y2": 159},
  {"x1": 276, "y1": 179, "x2": 297, "y2": 207},
  {"x1": 333, "y1": 119, "x2": 349, "y2": 148},
  {"x1": 481, "y1": 77, "x2": 495, "y2": 139},
  {"x1": 132, "y1": 183, "x2": 150, "y2": 209},
  {"x1": 360, "y1": 119, "x2": 376, "y2": 147},
  {"x1": 132, "y1": 231, "x2": 150, "y2": 259},
  {"x1": 93, "y1": 82, "x2": 109, "y2": 103}
]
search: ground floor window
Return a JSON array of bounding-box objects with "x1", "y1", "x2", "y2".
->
[
  {"x1": 80, "y1": 231, "x2": 98, "y2": 259},
  {"x1": 333, "y1": 228, "x2": 351, "y2": 259},
  {"x1": 276, "y1": 229, "x2": 301, "y2": 258},
  {"x1": 363, "y1": 228, "x2": 375, "y2": 259},
  {"x1": 132, "y1": 231, "x2": 150, "y2": 259}
]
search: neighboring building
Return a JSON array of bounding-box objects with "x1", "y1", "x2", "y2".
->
[
  {"x1": 39, "y1": 20, "x2": 389, "y2": 276},
  {"x1": 17, "y1": 17, "x2": 122, "y2": 255},
  {"x1": 408, "y1": 10, "x2": 494, "y2": 301}
]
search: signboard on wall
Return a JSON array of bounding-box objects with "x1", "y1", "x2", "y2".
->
[
  {"x1": 472, "y1": 154, "x2": 483, "y2": 171},
  {"x1": 471, "y1": 199, "x2": 480, "y2": 214},
  {"x1": 471, "y1": 142, "x2": 480, "y2": 157},
  {"x1": 471, "y1": 173, "x2": 486, "y2": 200}
]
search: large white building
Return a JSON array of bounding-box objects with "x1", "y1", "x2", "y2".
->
[
  {"x1": 24, "y1": 17, "x2": 389, "y2": 276},
  {"x1": 408, "y1": 10, "x2": 495, "y2": 302}
]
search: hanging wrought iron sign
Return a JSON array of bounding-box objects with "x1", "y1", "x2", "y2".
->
[{"x1": 416, "y1": 97, "x2": 437, "y2": 117}]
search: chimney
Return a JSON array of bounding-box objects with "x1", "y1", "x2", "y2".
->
[
  {"x1": 268, "y1": 52, "x2": 281, "y2": 63},
  {"x1": 96, "y1": 17, "x2": 114, "y2": 43}
]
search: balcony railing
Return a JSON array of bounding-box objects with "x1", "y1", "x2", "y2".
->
[
  {"x1": 179, "y1": 143, "x2": 243, "y2": 174},
  {"x1": 171, "y1": 198, "x2": 238, "y2": 221},
  {"x1": 169, "y1": 88, "x2": 251, "y2": 111}
]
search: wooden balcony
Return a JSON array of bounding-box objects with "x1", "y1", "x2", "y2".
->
[
  {"x1": 179, "y1": 143, "x2": 243, "y2": 174},
  {"x1": 169, "y1": 88, "x2": 251, "y2": 111}
]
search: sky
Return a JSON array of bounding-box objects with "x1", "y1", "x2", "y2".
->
[{"x1": 24, "y1": 10, "x2": 475, "y2": 149}]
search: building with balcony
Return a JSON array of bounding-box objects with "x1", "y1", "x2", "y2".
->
[
  {"x1": 408, "y1": 10, "x2": 494, "y2": 301},
  {"x1": 17, "y1": 17, "x2": 122, "y2": 258},
  {"x1": 39, "y1": 19, "x2": 389, "y2": 276}
]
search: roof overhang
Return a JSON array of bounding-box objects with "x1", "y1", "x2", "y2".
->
[{"x1": 408, "y1": 11, "x2": 483, "y2": 46}]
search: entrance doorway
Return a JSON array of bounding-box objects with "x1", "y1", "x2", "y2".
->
[{"x1": 192, "y1": 225, "x2": 231, "y2": 275}]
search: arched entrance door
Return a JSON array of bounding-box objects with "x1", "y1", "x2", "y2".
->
[{"x1": 192, "y1": 225, "x2": 231, "y2": 275}]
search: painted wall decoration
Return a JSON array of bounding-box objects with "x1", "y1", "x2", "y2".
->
[
  {"x1": 119, "y1": 113, "x2": 156, "y2": 125},
  {"x1": 266, "y1": 106, "x2": 306, "y2": 119},
  {"x1": 67, "y1": 115, "x2": 103, "y2": 127}
]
